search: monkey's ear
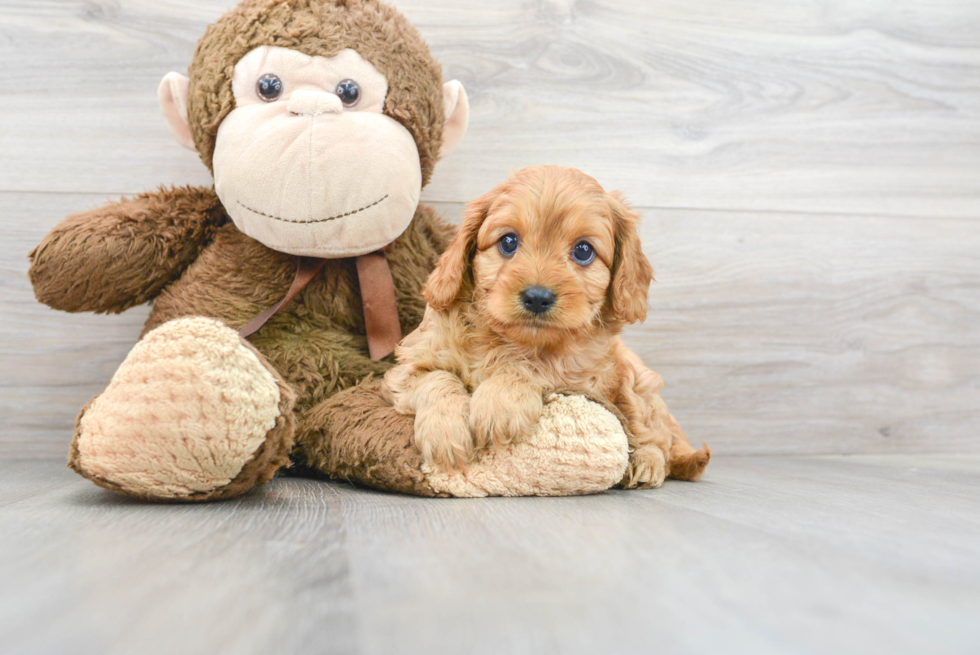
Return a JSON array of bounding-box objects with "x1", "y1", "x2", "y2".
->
[
  {"x1": 158, "y1": 72, "x2": 196, "y2": 151},
  {"x1": 439, "y1": 80, "x2": 469, "y2": 159},
  {"x1": 424, "y1": 190, "x2": 491, "y2": 310},
  {"x1": 607, "y1": 191, "x2": 654, "y2": 324}
]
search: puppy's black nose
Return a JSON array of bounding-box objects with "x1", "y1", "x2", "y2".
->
[{"x1": 521, "y1": 286, "x2": 556, "y2": 315}]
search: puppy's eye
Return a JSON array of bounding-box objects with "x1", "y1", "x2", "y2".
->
[
  {"x1": 498, "y1": 233, "x2": 519, "y2": 257},
  {"x1": 256, "y1": 74, "x2": 283, "y2": 102},
  {"x1": 335, "y1": 79, "x2": 360, "y2": 107},
  {"x1": 572, "y1": 240, "x2": 596, "y2": 265}
]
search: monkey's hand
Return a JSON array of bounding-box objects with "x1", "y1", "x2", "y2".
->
[{"x1": 29, "y1": 186, "x2": 224, "y2": 314}]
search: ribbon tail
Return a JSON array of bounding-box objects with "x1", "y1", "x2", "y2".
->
[{"x1": 355, "y1": 252, "x2": 402, "y2": 361}]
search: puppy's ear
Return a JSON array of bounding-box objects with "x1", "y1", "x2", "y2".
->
[
  {"x1": 607, "y1": 191, "x2": 654, "y2": 324},
  {"x1": 424, "y1": 191, "x2": 493, "y2": 310}
]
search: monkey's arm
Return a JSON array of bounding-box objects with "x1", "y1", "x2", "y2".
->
[{"x1": 29, "y1": 186, "x2": 225, "y2": 314}]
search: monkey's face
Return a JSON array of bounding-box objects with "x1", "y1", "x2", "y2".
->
[
  {"x1": 158, "y1": 1, "x2": 468, "y2": 259},
  {"x1": 211, "y1": 46, "x2": 422, "y2": 257}
]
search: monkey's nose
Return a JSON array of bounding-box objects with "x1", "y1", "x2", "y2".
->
[
  {"x1": 288, "y1": 90, "x2": 343, "y2": 116},
  {"x1": 521, "y1": 286, "x2": 556, "y2": 315}
]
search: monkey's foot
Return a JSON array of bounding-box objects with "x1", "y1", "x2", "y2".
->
[{"x1": 69, "y1": 317, "x2": 296, "y2": 501}]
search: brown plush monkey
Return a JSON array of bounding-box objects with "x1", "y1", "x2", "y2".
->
[{"x1": 29, "y1": 0, "x2": 630, "y2": 500}]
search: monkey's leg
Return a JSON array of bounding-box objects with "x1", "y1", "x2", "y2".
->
[
  {"x1": 294, "y1": 380, "x2": 439, "y2": 496},
  {"x1": 69, "y1": 317, "x2": 295, "y2": 501},
  {"x1": 294, "y1": 383, "x2": 631, "y2": 498}
]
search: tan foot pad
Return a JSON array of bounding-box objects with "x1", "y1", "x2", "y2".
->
[
  {"x1": 73, "y1": 317, "x2": 285, "y2": 500},
  {"x1": 424, "y1": 394, "x2": 630, "y2": 497}
]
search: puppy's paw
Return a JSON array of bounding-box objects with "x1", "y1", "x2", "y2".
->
[
  {"x1": 414, "y1": 405, "x2": 475, "y2": 471},
  {"x1": 468, "y1": 380, "x2": 543, "y2": 450},
  {"x1": 621, "y1": 446, "x2": 667, "y2": 489}
]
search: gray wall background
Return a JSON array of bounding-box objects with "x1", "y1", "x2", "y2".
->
[{"x1": 2, "y1": 0, "x2": 978, "y2": 458}]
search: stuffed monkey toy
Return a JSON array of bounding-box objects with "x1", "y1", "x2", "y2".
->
[{"x1": 28, "y1": 0, "x2": 631, "y2": 500}]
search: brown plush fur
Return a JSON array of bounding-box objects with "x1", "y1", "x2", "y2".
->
[
  {"x1": 29, "y1": 186, "x2": 226, "y2": 314},
  {"x1": 188, "y1": 0, "x2": 446, "y2": 184},
  {"x1": 385, "y1": 166, "x2": 710, "y2": 487},
  {"x1": 28, "y1": 0, "x2": 458, "y2": 500},
  {"x1": 33, "y1": 195, "x2": 454, "y2": 500},
  {"x1": 294, "y1": 379, "x2": 443, "y2": 496}
]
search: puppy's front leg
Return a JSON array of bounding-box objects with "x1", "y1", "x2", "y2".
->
[
  {"x1": 386, "y1": 369, "x2": 474, "y2": 470},
  {"x1": 618, "y1": 378, "x2": 668, "y2": 489},
  {"x1": 468, "y1": 372, "x2": 544, "y2": 450},
  {"x1": 614, "y1": 349, "x2": 673, "y2": 489}
]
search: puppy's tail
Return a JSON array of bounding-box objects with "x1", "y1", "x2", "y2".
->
[{"x1": 668, "y1": 436, "x2": 711, "y2": 482}]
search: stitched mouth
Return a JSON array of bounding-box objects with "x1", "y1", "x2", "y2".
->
[{"x1": 237, "y1": 194, "x2": 389, "y2": 224}]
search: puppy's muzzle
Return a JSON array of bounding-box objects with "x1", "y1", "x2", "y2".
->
[{"x1": 521, "y1": 286, "x2": 556, "y2": 315}]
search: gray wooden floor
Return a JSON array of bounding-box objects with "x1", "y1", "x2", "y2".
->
[
  {"x1": 2, "y1": 455, "x2": 978, "y2": 655},
  {"x1": 2, "y1": 1, "x2": 979, "y2": 653}
]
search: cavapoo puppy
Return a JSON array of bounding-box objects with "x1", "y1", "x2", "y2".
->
[{"x1": 384, "y1": 166, "x2": 710, "y2": 488}]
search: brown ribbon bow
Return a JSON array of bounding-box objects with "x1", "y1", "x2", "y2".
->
[{"x1": 238, "y1": 251, "x2": 402, "y2": 361}]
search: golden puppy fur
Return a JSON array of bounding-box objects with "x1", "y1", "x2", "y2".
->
[{"x1": 384, "y1": 166, "x2": 710, "y2": 488}]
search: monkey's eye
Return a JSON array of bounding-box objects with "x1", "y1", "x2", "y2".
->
[
  {"x1": 256, "y1": 74, "x2": 283, "y2": 102},
  {"x1": 572, "y1": 240, "x2": 596, "y2": 266},
  {"x1": 498, "y1": 233, "x2": 519, "y2": 257},
  {"x1": 335, "y1": 79, "x2": 360, "y2": 107}
]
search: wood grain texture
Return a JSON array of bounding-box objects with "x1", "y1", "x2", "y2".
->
[
  {"x1": 3, "y1": 3, "x2": 978, "y2": 652},
  {"x1": 0, "y1": 0, "x2": 978, "y2": 216},
  {"x1": 1, "y1": 455, "x2": 978, "y2": 655},
  {"x1": 4, "y1": 192, "x2": 978, "y2": 458},
  {"x1": 2, "y1": 0, "x2": 979, "y2": 458}
]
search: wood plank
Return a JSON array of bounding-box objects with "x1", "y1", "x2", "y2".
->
[
  {"x1": 0, "y1": 0, "x2": 978, "y2": 217},
  {"x1": 0, "y1": 455, "x2": 977, "y2": 654},
  {"x1": 1, "y1": 191, "x2": 149, "y2": 458},
  {"x1": 3, "y1": 192, "x2": 978, "y2": 457},
  {"x1": 636, "y1": 209, "x2": 980, "y2": 455},
  {"x1": 0, "y1": 460, "x2": 359, "y2": 655}
]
